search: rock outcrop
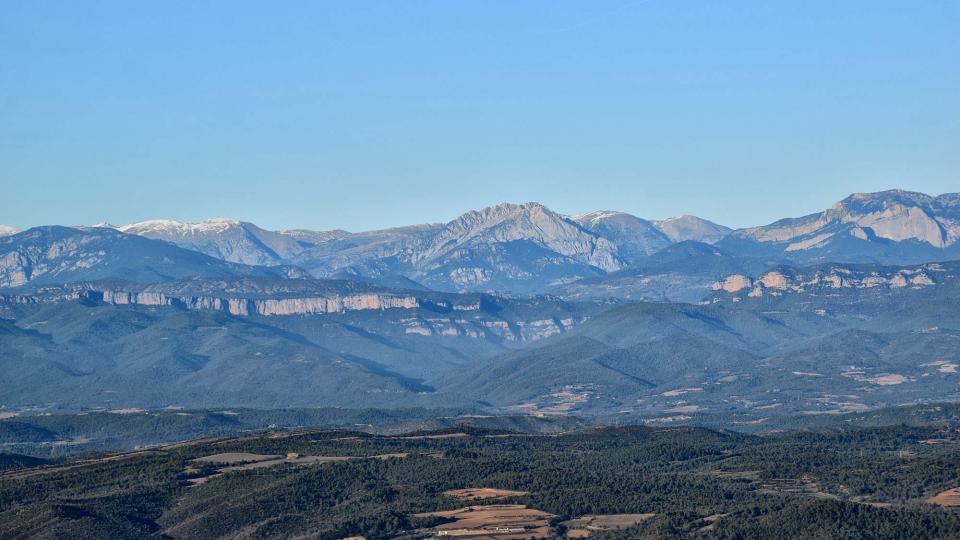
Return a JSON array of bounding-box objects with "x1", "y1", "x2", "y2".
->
[
  {"x1": 97, "y1": 289, "x2": 419, "y2": 316},
  {"x1": 711, "y1": 262, "x2": 951, "y2": 299}
]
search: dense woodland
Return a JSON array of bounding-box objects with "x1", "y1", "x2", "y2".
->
[{"x1": 2, "y1": 422, "x2": 960, "y2": 539}]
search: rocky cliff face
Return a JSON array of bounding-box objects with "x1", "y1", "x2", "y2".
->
[
  {"x1": 97, "y1": 289, "x2": 420, "y2": 316},
  {"x1": 723, "y1": 190, "x2": 960, "y2": 259},
  {"x1": 1, "y1": 283, "x2": 585, "y2": 344},
  {"x1": 710, "y1": 262, "x2": 953, "y2": 299}
]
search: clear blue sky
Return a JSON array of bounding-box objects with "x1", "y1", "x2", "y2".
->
[{"x1": 2, "y1": 1, "x2": 958, "y2": 232}]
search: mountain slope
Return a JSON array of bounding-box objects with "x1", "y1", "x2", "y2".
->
[
  {"x1": 0, "y1": 225, "x2": 20, "y2": 237},
  {"x1": 0, "y1": 226, "x2": 302, "y2": 289},
  {"x1": 93, "y1": 191, "x2": 960, "y2": 293},
  {"x1": 652, "y1": 215, "x2": 731, "y2": 244},
  {"x1": 445, "y1": 260, "x2": 960, "y2": 415},
  {"x1": 294, "y1": 203, "x2": 621, "y2": 293},
  {"x1": 719, "y1": 190, "x2": 960, "y2": 263},
  {"x1": 119, "y1": 219, "x2": 310, "y2": 266},
  {"x1": 0, "y1": 305, "x2": 438, "y2": 409},
  {"x1": 554, "y1": 241, "x2": 775, "y2": 303},
  {"x1": 572, "y1": 211, "x2": 672, "y2": 261},
  {"x1": 424, "y1": 203, "x2": 620, "y2": 270},
  {"x1": 116, "y1": 203, "x2": 639, "y2": 294},
  {"x1": 0, "y1": 276, "x2": 599, "y2": 408},
  {"x1": 437, "y1": 302, "x2": 804, "y2": 412}
]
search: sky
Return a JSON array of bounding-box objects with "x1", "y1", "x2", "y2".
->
[{"x1": 1, "y1": 1, "x2": 958, "y2": 232}]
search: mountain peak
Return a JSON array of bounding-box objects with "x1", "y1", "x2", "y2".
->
[
  {"x1": 729, "y1": 189, "x2": 960, "y2": 256},
  {"x1": 464, "y1": 201, "x2": 550, "y2": 218},
  {"x1": 834, "y1": 189, "x2": 937, "y2": 213},
  {"x1": 0, "y1": 224, "x2": 21, "y2": 237},
  {"x1": 118, "y1": 218, "x2": 306, "y2": 266},
  {"x1": 571, "y1": 210, "x2": 631, "y2": 226},
  {"x1": 572, "y1": 210, "x2": 671, "y2": 261},
  {"x1": 119, "y1": 218, "x2": 243, "y2": 235},
  {"x1": 427, "y1": 201, "x2": 622, "y2": 273},
  {"x1": 651, "y1": 215, "x2": 731, "y2": 244},
  {"x1": 446, "y1": 202, "x2": 559, "y2": 232}
]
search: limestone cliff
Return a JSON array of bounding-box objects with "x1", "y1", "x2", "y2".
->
[
  {"x1": 711, "y1": 262, "x2": 951, "y2": 299},
  {"x1": 97, "y1": 290, "x2": 420, "y2": 316}
]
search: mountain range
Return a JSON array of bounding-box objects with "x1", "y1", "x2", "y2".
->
[
  {"x1": 4, "y1": 189, "x2": 954, "y2": 297},
  {"x1": 2, "y1": 189, "x2": 960, "y2": 418}
]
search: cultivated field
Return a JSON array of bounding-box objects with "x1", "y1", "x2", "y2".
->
[
  {"x1": 444, "y1": 488, "x2": 530, "y2": 500},
  {"x1": 560, "y1": 513, "x2": 657, "y2": 537},
  {"x1": 927, "y1": 487, "x2": 960, "y2": 507},
  {"x1": 412, "y1": 504, "x2": 553, "y2": 539}
]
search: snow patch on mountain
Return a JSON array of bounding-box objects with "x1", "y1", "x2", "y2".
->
[{"x1": 119, "y1": 218, "x2": 308, "y2": 266}]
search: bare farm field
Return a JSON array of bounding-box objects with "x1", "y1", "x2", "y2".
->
[
  {"x1": 928, "y1": 487, "x2": 960, "y2": 507},
  {"x1": 560, "y1": 513, "x2": 656, "y2": 537},
  {"x1": 444, "y1": 488, "x2": 530, "y2": 501},
  {"x1": 412, "y1": 504, "x2": 553, "y2": 539}
]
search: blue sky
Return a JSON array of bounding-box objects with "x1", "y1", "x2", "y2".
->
[{"x1": 2, "y1": 1, "x2": 957, "y2": 231}]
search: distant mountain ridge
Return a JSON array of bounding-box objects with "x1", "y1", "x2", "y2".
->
[
  {"x1": 0, "y1": 226, "x2": 304, "y2": 289},
  {"x1": 116, "y1": 218, "x2": 310, "y2": 266},
  {"x1": 4, "y1": 190, "x2": 960, "y2": 417},
  {"x1": 104, "y1": 203, "x2": 729, "y2": 294},
  {"x1": 719, "y1": 190, "x2": 960, "y2": 263},
  {"x1": 8, "y1": 189, "x2": 959, "y2": 296}
]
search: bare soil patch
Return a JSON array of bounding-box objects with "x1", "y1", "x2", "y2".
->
[
  {"x1": 193, "y1": 452, "x2": 281, "y2": 465},
  {"x1": 398, "y1": 432, "x2": 468, "y2": 440},
  {"x1": 928, "y1": 487, "x2": 960, "y2": 507},
  {"x1": 413, "y1": 504, "x2": 553, "y2": 538},
  {"x1": 445, "y1": 488, "x2": 529, "y2": 501},
  {"x1": 561, "y1": 513, "x2": 655, "y2": 536}
]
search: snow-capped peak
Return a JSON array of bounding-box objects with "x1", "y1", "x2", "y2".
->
[
  {"x1": 0, "y1": 224, "x2": 21, "y2": 237},
  {"x1": 571, "y1": 210, "x2": 628, "y2": 226},
  {"x1": 119, "y1": 218, "x2": 241, "y2": 236}
]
